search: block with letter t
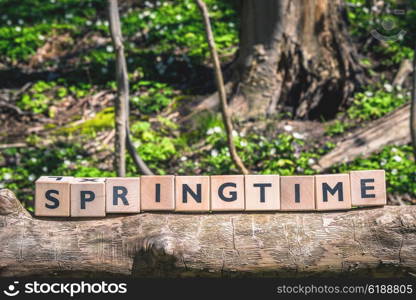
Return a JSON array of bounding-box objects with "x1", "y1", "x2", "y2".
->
[
  {"x1": 350, "y1": 170, "x2": 386, "y2": 207},
  {"x1": 106, "y1": 177, "x2": 140, "y2": 213},
  {"x1": 315, "y1": 174, "x2": 351, "y2": 211},
  {"x1": 70, "y1": 178, "x2": 106, "y2": 217},
  {"x1": 35, "y1": 176, "x2": 73, "y2": 217}
]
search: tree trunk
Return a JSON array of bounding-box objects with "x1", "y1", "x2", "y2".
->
[
  {"x1": 231, "y1": 0, "x2": 364, "y2": 120},
  {"x1": 1, "y1": 189, "x2": 415, "y2": 278}
]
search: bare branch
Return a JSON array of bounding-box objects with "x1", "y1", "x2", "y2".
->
[
  {"x1": 107, "y1": 0, "x2": 153, "y2": 176},
  {"x1": 411, "y1": 45, "x2": 416, "y2": 161},
  {"x1": 195, "y1": 0, "x2": 249, "y2": 175}
]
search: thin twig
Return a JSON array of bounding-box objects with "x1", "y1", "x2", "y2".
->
[
  {"x1": 107, "y1": 0, "x2": 153, "y2": 175},
  {"x1": 195, "y1": 0, "x2": 249, "y2": 175},
  {"x1": 411, "y1": 44, "x2": 416, "y2": 161}
]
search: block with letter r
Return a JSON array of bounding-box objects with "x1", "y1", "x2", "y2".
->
[
  {"x1": 70, "y1": 177, "x2": 106, "y2": 217},
  {"x1": 350, "y1": 170, "x2": 386, "y2": 207},
  {"x1": 315, "y1": 174, "x2": 351, "y2": 211},
  {"x1": 35, "y1": 176, "x2": 73, "y2": 217},
  {"x1": 106, "y1": 177, "x2": 140, "y2": 213}
]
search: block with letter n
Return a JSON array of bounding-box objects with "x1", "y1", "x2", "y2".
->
[
  {"x1": 35, "y1": 176, "x2": 73, "y2": 217},
  {"x1": 175, "y1": 176, "x2": 210, "y2": 212},
  {"x1": 70, "y1": 178, "x2": 106, "y2": 217}
]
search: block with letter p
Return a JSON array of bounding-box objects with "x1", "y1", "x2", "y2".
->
[
  {"x1": 350, "y1": 170, "x2": 386, "y2": 207},
  {"x1": 315, "y1": 174, "x2": 351, "y2": 211},
  {"x1": 106, "y1": 177, "x2": 140, "y2": 213},
  {"x1": 35, "y1": 176, "x2": 73, "y2": 217},
  {"x1": 70, "y1": 178, "x2": 106, "y2": 217}
]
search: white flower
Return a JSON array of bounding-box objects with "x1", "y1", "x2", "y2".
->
[
  {"x1": 206, "y1": 128, "x2": 214, "y2": 135},
  {"x1": 76, "y1": 155, "x2": 82, "y2": 160},
  {"x1": 3, "y1": 173, "x2": 11, "y2": 180},
  {"x1": 65, "y1": 13, "x2": 73, "y2": 19},
  {"x1": 106, "y1": 45, "x2": 114, "y2": 52},
  {"x1": 42, "y1": 166, "x2": 48, "y2": 172},
  {"x1": 240, "y1": 141, "x2": 248, "y2": 147},
  {"x1": 31, "y1": 158, "x2": 37, "y2": 163},
  {"x1": 296, "y1": 166, "x2": 304, "y2": 173},
  {"x1": 0, "y1": 183, "x2": 4, "y2": 189},
  {"x1": 50, "y1": 0, "x2": 55, "y2": 3},
  {"x1": 38, "y1": 34, "x2": 45, "y2": 41},
  {"x1": 101, "y1": 67, "x2": 108, "y2": 74},
  {"x1": 365, "y1": 91, "x2": 373, "y2": 97},
  {"x1": 391, "y1": 169, "x2": 398, "y2": 175},
  {"x1": 380, "y1": 159, "x2": 387, "y2": 166},
  {"x1": 269, "y1": 148, "x2": 276, "y2": 155},
  {"x1": 391, "y1": 147, "x2": 398, "y2": 153},
  {"x1": 392, "y1": 155, "x2": 402, "y2": 162},
  {"x1": 15, "y1": 26, "x2": 22, "y2": 32},
  {"x1": 293, "y1": 132, "x2": 304, "y2": 139},
  {"x1": 384, "y1": 83, "x2": 393, "y2": 93},
  {"x1": 308, "y1": 158, "x2": 315, "y2": 165},
  {"x1": 64, "y1": 160, "x2": 71, "y2": 166},
  {"x1": 180, "y1": 156, "x2": 187, "y2": 161},
  {"x1": 212, "y1": 126, "x2": 221, "y2": 133},
  {"x1": 283, "y1": 125, "x2": 293, "y2": 132},
  {"x1": 86, "y1": 20, "x2": 92, "y2": 26},
  {"x1": 176, "y1": 15, "x2": 182, "y2": 21},
  {"x1": 211, "y1": 149, "x2": 219, "y2": 157},
  {"x1": 28, "y1": 174, "x2": 36, "y2": 181},
  {"x1": 96, "y1": 20, "x2": 103, "y2": 26},
  {"x1": 232, "y1": 130, "x2": 238, "y2": 137},
  {"x1": 103, "y1": 21, "x2": 109, "y2": 27},
  {"x1": 18, "y1": 19, "x2": 24, "y2": 25}
]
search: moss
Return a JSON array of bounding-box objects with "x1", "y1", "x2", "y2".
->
[{"x1": 56, "y1": 107, "x2": 114, "y2": 136}]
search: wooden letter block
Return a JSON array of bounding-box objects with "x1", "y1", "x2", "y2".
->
[
  {"x1": 315, "y1": 174, "x2": 351, "y2": 211},
  {"x1": 70, "y1": 178, "x2": 106, "y2": 217},
  {"x1": 211, "y1": 175, "x2": 244, "y2": 211},
  {"x1": 350, "y1": 170, "x2": 386, "y2": 207},
  {"x1": 35, "y1": 176, "x2": 73, "y2": 217},
  {"x1": 280, "y1": 176, "x2": 315, "y2": 211},
  {"x1": 245, "y1": 175, "x2": 280, "y2": 211},
  {"x1": 175, "y1": 176, "x2": 210, "y2": 212},
  {"x1": 106, "y1": 177, "x2": 140, "y2": 213},
  {"x1": 141, "y1": 175, "x2": 175, "y2": 211}
]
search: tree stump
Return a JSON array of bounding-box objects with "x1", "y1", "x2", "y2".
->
[{"x1": 0, "y1": 189, "x2": 415, "y2": 277}]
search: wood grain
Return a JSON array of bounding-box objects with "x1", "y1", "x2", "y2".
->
[{"x1": 1, "y1": 189, "x2": 415, "y2": 277}]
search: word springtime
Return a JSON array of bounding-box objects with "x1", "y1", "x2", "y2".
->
[{"x1": 35, "y1": 170, "x2": 386, "y2": 217}]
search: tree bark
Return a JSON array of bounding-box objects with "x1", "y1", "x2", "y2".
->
[
  {"x1": 1, "y1": 189, "x2": 415, "y2": 278},
  {"x1": 231, "y1": 0, "x2": 364, "y2": 120}
]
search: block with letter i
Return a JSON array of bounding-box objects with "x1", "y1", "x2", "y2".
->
[
  {"x1": 141, "y1": 175, "x2": 175, "y2": 211},
  {"x1": 315, "y1": 174, "x2": 351, "y2": 211},
  {"x1": 350, "y1": 170, "x2": 386, "y2": 207},
  {"x1": 175, "y1": 176, "x2": 210, "y2": 212},
  {"x1": 280, "y1": 176, "x2": 315, "y2": 211},
  {"x1": 106, "y1": 177, "x2": 140, "y2": 213},
  {"x1": 35, "y1": 176, "x2": 73, "y2": 217},
  {"x1": 245, "y1": 175, "x2": 280, "y2": 211},
  {"x1": 70, "y1": 178, "x2": 106, "y2": 217}
]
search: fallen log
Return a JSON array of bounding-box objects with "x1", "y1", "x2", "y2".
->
[
  {"x1": 0, "y1": 189, "x2": 415, "y2": 278},
  {"x1": 315, "y1": 104, "x2": 410, "y2": 172}
]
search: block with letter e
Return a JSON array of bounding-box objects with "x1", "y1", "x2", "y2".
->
[
  {"x1": 70, "y1": 178, "x2": 106, "y2": 217},
  {"x1": 211, "y1": 175, "x2": 244, "y2": 211},
  {"x1": 350, "y1": 170, "x2": 386, "y2": 207},
  {"x1": 315, "y1": 174, "x2": 351, "y2": 211},
  {"x1": 175, "y1": 176, "x2": 210, "y2": 212},
  {"x1": 106, "y1": 177, "x2": 140, "y2": 213},
  {"x1": 35, "y1": 176, "x2": 73, "y2": 217}
]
